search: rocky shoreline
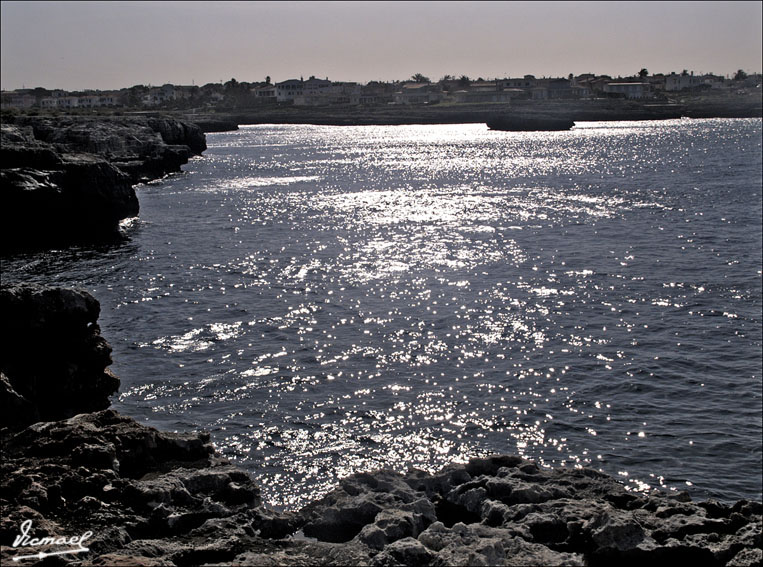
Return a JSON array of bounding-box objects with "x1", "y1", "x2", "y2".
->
[
  {"x1": 0, "y1": 116, "x2": 206, "y2": 253},
  {"x1": 1, "y1": 284, "x2": 761, "y2": 566}
]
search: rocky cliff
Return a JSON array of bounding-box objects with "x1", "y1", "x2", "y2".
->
[
  {"x1": 0, "y1": 116, "x2": 206, "y2": 253},
  {"x1": 0, "y1": 285, "x2": 761, "y2": 566}
]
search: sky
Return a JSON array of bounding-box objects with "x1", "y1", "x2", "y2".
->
[{"x1": 1, "y1": 1, "x2": 761, "y2": 91}]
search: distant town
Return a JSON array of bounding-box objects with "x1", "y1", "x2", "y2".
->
[{"x1": 2, "y1": 69, "x2": 761, "y2": 112}]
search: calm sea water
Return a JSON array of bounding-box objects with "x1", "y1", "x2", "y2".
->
[{"x1": 3, "y1": 119, "x2": 761, "y2": 509}]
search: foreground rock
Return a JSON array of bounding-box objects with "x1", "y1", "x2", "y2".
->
[
  {"x1": 1, "y1": 285, "x2": 760, "y2": 565},
  {"x1": 2, "y1": 427, "x2": 760, "y2": 566},
  {"x1": 0, "y1": 115, "x2": 205, "y2": 253},
  {"x1": 0, "y1": 410, "x2": 263, "y2": 566}
]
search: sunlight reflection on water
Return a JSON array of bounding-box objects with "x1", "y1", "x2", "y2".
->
[
  {"x1": 5, "y1": 120, "x2": 759, "y2": 510},
  {"x1": 114, "y1": 121, "x2": 762, "y2": 509}
]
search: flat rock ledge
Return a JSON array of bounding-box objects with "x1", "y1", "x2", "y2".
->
[
  {"x1": 0, "y1": 115, "x2": 206, "y2": 253},
  {"x1": 1, "y1": 286, "x2": 761, "y2": 566}
]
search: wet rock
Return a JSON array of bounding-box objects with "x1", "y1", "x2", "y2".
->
[
  {"x1": 147, "y1": 117, "x2": 206, "y2": 155},
  {"x1": 0, "y1": 372, "x2": 34, "y2": 426},
  {"x1": 484, "y1": 476, "x2": 570, "y2": 505},
  {"x1": 588, "y1": 509, "x2": 653, "y2": 552},
  {"x1": 4, "y1": 441, "x2": 762, "y2": 566},
  {"x1": 447, "y1": 483, "x2": 488, "y2": 515},
  {"x1": 251, "y1": 508, "x2": 303, "y2": 540},
  {"x1": 522, "y1": 511, "x2": 569, "y2": 544},
  {"x1": 302, "y1": 494, "x2": 384, "y2": 543},
  {"x1": 465, "y1": 454, "x2": 524, "y2": 477},
  {"x1": 1, "y1": 155, "x2": 137, "y2": 251},
  {"x1": 1, "y1": 410, "x2": 262, "y2": 563},
  {"x1": 0, "y1": 124, "x2": 62, "y2": 168},
  {"x1": 479, "y1": 498, "x2": 511, "y2": 526},
  {"x1": 85, "y1": 554, "x2": 174, "y2": 567},
  {"x1": 415, "y1": 521, "x2": 583, "y2": 566},
  {"x1": 404, "y1": 463, "x2": 471, "y2": 497},
  {"x1": 72, "y1": 443, "x2": 119, "y2": 470},
  {"x1": 651, "y1": 512, "x2": 734, "y2": 543},
  {"x1": 224, "y1": 540, "x2": 372, "y2": 567},
  {"x1": 501, "y1": 537, "x2": 586, "y2": 566}
]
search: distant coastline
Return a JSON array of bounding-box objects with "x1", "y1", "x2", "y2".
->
[
  {"x1": 3, "y1": 74, "x2": 760, "y2": 133},
  {"x1": 181, "y1": 94, "x2": 762, "y2": 132}
]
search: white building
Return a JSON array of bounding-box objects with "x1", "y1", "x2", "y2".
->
[
  {"x1": 500, "y1": 76, "x2": 536, "y2": 89},
  {"x1": 700, "y1": 74, "x2": 726, "y2": 89},
  {"x1": 40, "y1": 92, "x2": 122, "y2": 108},
  {"x1": 57, "y1": 96, "x2": 82, "y2": 108},
  {"x1": 253, "y1": 84, "x2": 276, "y2": 102},
  {"x1": 142, "y1": 84, "x2": 177, "y2": 106},
  {"x1": 571, "y1": 84, "x2": 593, "y2": 98},
  {"x1": 99, "y1": 93, "x2": 120, "y2": 106},
  {"x1": 275, "y1": 79, "x2": 304, "y2": 102},
  {"x1": 77, "y1": 95, "x2": 102, "y2": 108},
  {"x1": 665, "y1": 73, "x2": 703, "y2": 91},
  {"x1": 303, "y1": 77, "x2": 332, "y2": 94},
  {"x1": 452, "y1": 83, "x2": 517, "y2": 103}
]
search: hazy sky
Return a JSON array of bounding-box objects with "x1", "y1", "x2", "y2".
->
[{"x1": 2, "y1": 1, "x2": 761, "y2": 91}]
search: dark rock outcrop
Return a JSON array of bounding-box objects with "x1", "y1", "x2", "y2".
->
[
  {"x1": 1, "y1": 285, "x2": 760, "y2": 566},
  {"x1": 0, "y1": 128, "x2": 138, "y2": 251},
  {"x1": 0, "y1": 284, "x2": 119, "y2": 430},
  {"x1": 5, "y1": 116, "x2": 206, "y2": 182},
  {"x1": 1, "y1": 116, "x2": 206, "y2": 253}
]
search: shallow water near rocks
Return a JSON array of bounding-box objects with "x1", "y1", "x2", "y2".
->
[{"x1": 4, "y1": 119, "x2": 761, "y2": 510}]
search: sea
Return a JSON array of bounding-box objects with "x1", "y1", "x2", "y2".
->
[{"x1": 3, "y1": 118, "x2": 761, "y2": 510}]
